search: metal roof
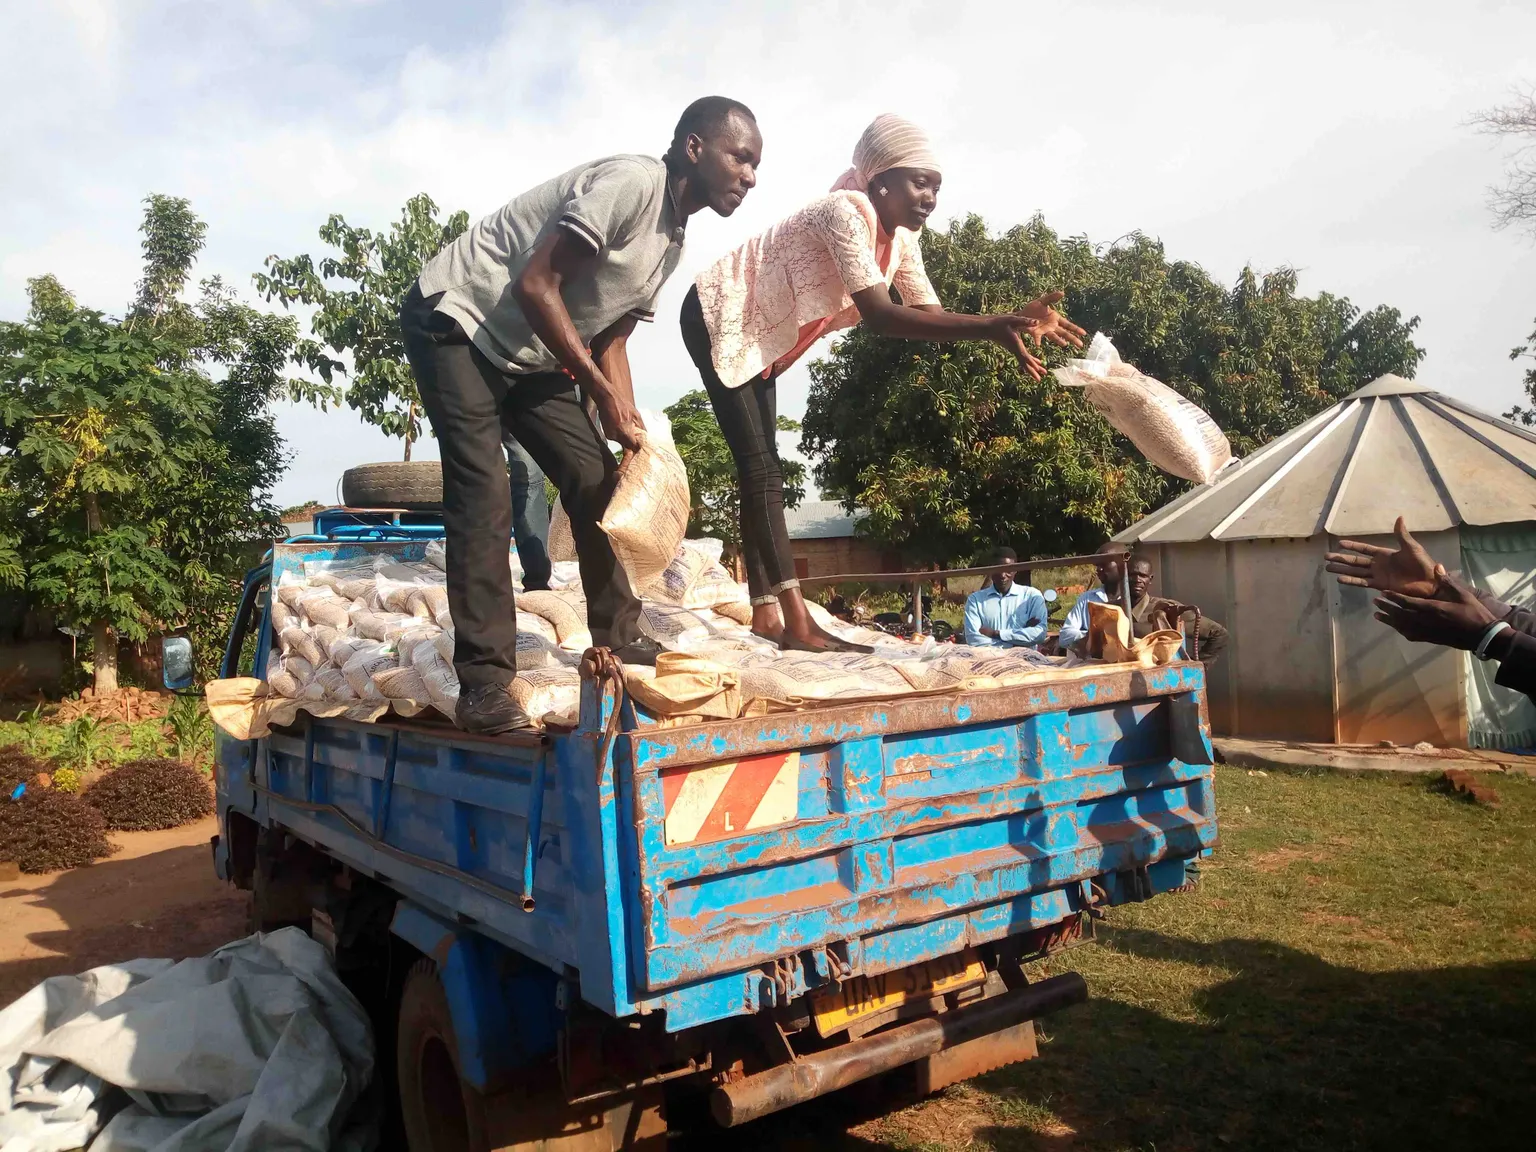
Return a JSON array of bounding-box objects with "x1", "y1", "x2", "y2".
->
[
  {"x1": 783, "y1": 500, "x2": 866, "y2": 540},
  {"x1": 1114, "y1": 374, "x2": 1536, "y2": 543}
]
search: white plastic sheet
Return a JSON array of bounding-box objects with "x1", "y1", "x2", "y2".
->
[{"x1": 0, "y1": 928, "x2": 374, "y2": 1152}]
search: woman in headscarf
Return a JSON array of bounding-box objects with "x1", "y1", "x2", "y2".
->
[{"x1": 681, "y1": 113, "x2": 1084, "y2": 651}]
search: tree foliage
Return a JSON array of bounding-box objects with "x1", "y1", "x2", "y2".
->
[
  {"x1": 255, "y1": 194, "x2": 469, "y2": 459},
  {"x1": 1474, "y1": 89, "x2": 1536, "y2": 426},
  {"x1": 1, "y1": 196, "x2": 296, "y2": 689},
  {"x1": 1471, "y1": 87, "x2": 1536, "y2": 235},
  {"x1": 801, "y1": 215, "x2": 1424, "y2": 563},
  {"x1": 664, "y1": 389, "x2": 805, "y2": 555}
]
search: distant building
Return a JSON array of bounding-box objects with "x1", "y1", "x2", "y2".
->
[
  {"x1": 279, "y1": 502, "x2": 326, "y2": 538},
  {"x1": 783, "y1": 501, "x2": 903, "y2": 581}
]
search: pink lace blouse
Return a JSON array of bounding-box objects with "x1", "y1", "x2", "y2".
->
[{"x1": 693, "y1": 190, "x2": 940, "y2": 388}]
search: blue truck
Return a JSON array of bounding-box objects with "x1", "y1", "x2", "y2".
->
[{"x1": 171, "y1": 510, "x2": 1217, "y2": 1151}]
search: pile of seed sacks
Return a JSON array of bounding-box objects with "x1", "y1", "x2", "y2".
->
[{"x1": 263, "y1": 539, "x2": 1059, "y2": 728}]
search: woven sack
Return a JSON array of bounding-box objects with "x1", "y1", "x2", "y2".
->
[{"x1": 1056, "y1": 333, "x2": 1233, "y2": 484}]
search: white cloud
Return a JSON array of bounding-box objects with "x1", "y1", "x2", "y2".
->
[{"x1": 3, "y1": 0, "x2": 1535, "y2": 508}]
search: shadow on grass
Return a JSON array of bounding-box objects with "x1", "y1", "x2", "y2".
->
[{"x1": 973, "y1": 926, "x2": 1536, "y2": 1152}]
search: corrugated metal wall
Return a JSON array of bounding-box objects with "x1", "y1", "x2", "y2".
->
[{"x1": 1150, "y1": 530, "x2": 1469, "y2": 745}]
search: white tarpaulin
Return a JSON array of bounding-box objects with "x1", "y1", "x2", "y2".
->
[
  {"x1": 1462, "y1": 523, "x2": 1536, "y2": 750},
  {"x1": 0, "y1": 929, "x2": 374, "y2": 1152}
]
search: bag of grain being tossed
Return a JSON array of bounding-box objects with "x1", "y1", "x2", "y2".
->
[
  {"x1": 1055, "y1": 333, "x2": 1233, "y2": 484},
  {"x1": 599, "y1": 409, "x2": 691, "y2": 589}
]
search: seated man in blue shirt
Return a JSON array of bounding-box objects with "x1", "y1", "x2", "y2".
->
[{"x1": 963, "y1": 547, "x2": 1049, "y2": 648}]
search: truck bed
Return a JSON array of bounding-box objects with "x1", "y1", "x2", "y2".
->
[{"x1": 217, "y1": 654, "x2": 1215, "y2": 1032}]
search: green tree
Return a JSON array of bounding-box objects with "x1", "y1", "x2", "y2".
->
[
  {"x1": 1, "y1": 196, "x2": 301, "y2": 691},
  {"x1": 664, "y1": 389, "x2": 806, "y2": 561},
  {"x1": 1472, "y1": 90, "x2": 1536, "y2": 425},
  {"x1": 255, "y1": 194, "x2": 469, "y2": 460},
  {"x1": 801, "y1": 215, "x2": 1423, "y2": 564}
]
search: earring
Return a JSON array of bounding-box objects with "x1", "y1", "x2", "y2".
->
[{"x1": 877, "y1": 186, "x2": 888, "y2": 196}]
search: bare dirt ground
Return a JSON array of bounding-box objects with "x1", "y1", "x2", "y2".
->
[{"x1": 0, "y1": 815, "x2": 249, "y2": 1005}]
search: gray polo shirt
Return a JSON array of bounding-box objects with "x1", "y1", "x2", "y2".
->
[{"x1": 418, "y1": 154, "x2": 686, "y2": 374}]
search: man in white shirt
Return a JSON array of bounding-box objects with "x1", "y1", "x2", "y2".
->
[
  {"x1": 1058, "y1": 546, "x2": 1134, "y2": 653},
  {"x1": 963, "y1": 547, "x2": 1049, "y2": 648}
]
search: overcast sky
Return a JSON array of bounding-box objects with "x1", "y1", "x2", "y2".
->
[{"x1": 4, "y1": 0, "x2": 1534, "y2": 508}]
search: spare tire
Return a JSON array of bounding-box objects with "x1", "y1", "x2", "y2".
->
[{"x1": 341, "y1": 461, "x2": 443, "y2": 510}]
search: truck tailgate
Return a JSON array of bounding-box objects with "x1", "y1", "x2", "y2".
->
[{"x1": 625, "y1": 663, "x2": 1215, "y2": 997}]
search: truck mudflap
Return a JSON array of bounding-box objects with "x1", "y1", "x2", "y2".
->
[{"x1": 710, "y1": 971, "x2": 1088, "y2": 1127}]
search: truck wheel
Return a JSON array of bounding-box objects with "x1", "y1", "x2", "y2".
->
[
  {"x1": 341, "y1": 461, "x2": 443, "y2": 511},
  {"x1": 397, "y1": 960, "x2": 490, "y2": 1152}
]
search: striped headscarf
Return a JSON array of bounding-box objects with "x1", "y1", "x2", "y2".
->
[{"x1": 830, "y1": 114, "x2": 942, "y2": 193}]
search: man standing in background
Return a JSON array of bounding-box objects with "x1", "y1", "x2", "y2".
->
[
  {"x1": 505, "y1": 435, "x2": 552, "y2": 592},
  {"x1": 964, "y1": 547, "x2": 1049, "y2": 648}
]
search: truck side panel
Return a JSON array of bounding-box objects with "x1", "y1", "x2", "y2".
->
[{"x1": 624, "y1": 666, "x2": 1215, "y2": 1010}]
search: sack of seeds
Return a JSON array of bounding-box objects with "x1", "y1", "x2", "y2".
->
[
  {"x1": 599, "y1": 410, "x2": 691, "y2": 589},
  {"x1": 1055, "y1": 333, "x2": 1234, "y2": 484}
]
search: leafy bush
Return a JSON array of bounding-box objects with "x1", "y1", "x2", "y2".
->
[
  {"x1": 59, "y1": 716, "x2": 115, "y2": 771},
  {"x1": 0, "y1": 746, "x2": 45, "y2": 794},
  {"x1": 126, "y1": 719, "x2": 170, "y2": 761},
  {"x1": 51, "y1": 766, "x2": 80, "y2": 794},
  {"x1": 0, "y1": 788, "x2": 115, "y2": 873},
  {"x1": 82, "y1": 757, "x2": 213, "y2": 831},
  {"x1": 166, "y1": 696, "x2": 214, "y2": 764}
]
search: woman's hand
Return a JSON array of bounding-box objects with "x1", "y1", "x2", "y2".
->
[
  {"x1": 1013, "y1": 291, "x2": 1087, "y2": 350},
  {"x1": 988, "y1": 317, "x2": 1050, "y2": 379}
]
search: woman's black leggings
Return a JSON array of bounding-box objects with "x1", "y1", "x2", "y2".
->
[{"x1": 680, "y1": 285, "x2": 799, "y2": 604}]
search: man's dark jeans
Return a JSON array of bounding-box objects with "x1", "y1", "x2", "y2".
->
[
  {"x1": 400, "y1": 284, "x2": 641, "y2": 691},
  {"x1": 505, "y1": 435, "x2": 552, "y2": 591}
]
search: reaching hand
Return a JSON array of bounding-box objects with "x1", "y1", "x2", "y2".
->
[
  {"x1": 593, "y1": 388, "x2": 644, "y2": 453},
  {"x1": 1014, "y1": 291, "x2": 1087, "y2": 350},
  {"x1": 1373, "y1": 567, "x2": 1496, "y2": 651},
  {"x1": 1325, "y1": 517, "x2": 1438, "y2": 598},
  {"x1": 990, "y1": 319, "x2": 1049, "y2": 380}
]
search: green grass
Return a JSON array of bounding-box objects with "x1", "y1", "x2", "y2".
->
[{"x1": 854, "y1": 766, "x2": 1536, "y2": 1151}]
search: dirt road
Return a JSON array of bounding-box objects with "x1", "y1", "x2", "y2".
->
[{"x1": 0, "y1": 815, "x2": 249, "y2": 1005}]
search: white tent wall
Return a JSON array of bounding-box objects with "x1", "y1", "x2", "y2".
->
[
  {"x1": 1148, "y1": 530, "x2": 1469, "y2": 746},
  {"x1": 1327, "y1": 527, "x2": 1466, "y2": 747},
  {"x1": 1461, "y1": 522, "x2": 1536, "y2": 750},
  {"x1": 1147, "y1": 537, "x2": 1338, "y2": 742}
]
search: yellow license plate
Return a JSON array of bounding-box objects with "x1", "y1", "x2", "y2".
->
[{"x1": 811, "y1": 950, "x2": 986, "y2": 1037}]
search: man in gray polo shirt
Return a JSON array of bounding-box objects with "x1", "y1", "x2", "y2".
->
[{"x1": 401, "y1": 96, "x2": 762, "y2": 734}]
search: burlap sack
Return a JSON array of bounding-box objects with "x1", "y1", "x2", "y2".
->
[
  {"x1": 598, "y1": 411, "x2": 690, "y2": 589},
  {"x1": 270, "y1": 600, "x2": 297, "y2": 633},
  {"x1": 547, "y1": 501, "x2": 576, "y2": 564},
  {"x1": 342, "y1": 641, "x2": 397, "y2": 697},
  {"x1": 640, "y1": 604, "x2": 713, "y2": 649},
  {"x1": 296, "y1": 587, "x2": 352, "y2": 629},
  {"x1": 510, "y1": 667, "x2": 583, "y2": 726},
  {"x1": 517, "y1": 590, "x2": 592, "y2": 652},
  {"x1": 410, "y1": 642, "x2": 460, "y2": 714},
  {"x1": 710, "y1": 601, "x2": 754, "y2": 627},
  {"x1": 1087, "y1": 601, "x2": 1183, "y2": 667},
  {"x1": 279, "y1": 626, "x2": 325, "y2": 668},
  {"x1": 1056, "y1": 333, "x2": 1233, "y2": 484},
  {"x1": 624, "y1": 652, "x2": 741, "y2": 722}
]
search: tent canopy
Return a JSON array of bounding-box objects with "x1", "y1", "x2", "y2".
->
[{"x1": 1115, "y1": 374, "x2": 1536, "y2": 544}]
